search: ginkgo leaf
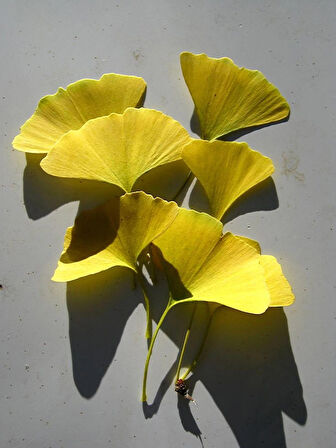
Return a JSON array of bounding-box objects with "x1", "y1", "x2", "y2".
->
[
  {"x1": 236, "y1": 235, "x2": 261, "y2": 253},
  {"x1": 182, "y1": 139, "x2": 274, "y2": 220},
  {"x1": 40, "y1": 108, "x2": 192, "y2": 193},
  {"x1": 142, "y1": 211, "x2": 295, "y2": 401},
  {"x1": 12, "y1": 74, "x2": 146, "y2": 154},
  {"x1": 153, "y1": 208, "x2": 270, "y2": 314},
  {"x1": 236, "y1": 236, "x2": 295, "y2": 307},
  {"x1": 52, "y1": 191, "x2": 179, "y2": 282},
  {"x1": 260, "y1": 256, "x2": 295, "y2": 307},
  {"x1": 180, "y1": 52, "x2": 290, "y2": 140},
  {"x1": 141, "y1": 209, "x2": 271, "y2": 401}
]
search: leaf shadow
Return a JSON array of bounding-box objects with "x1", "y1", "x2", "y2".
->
[
  {"x1": 23, "y1": 154, "x2": 190, "y2": 220},
  {"x1": 133, "y1": 160, "x2": 190, "y2": 203},
  {"x1": 23, "y1": 153, "x2": 122, "y2": 220},
  {"x1": 64, "y1": 245, "x2": 306, "y2": 448},
  {"x1": 158, "y1": 305, "x2": 306, "y2": 447},
  {"x1": 142, "y1": 359, "x2": 178, "y2": 419},
  {"x1": 190, "y1": 107, "x2": 202, "y2": 137},
  {"x1": 140, "y1": 262, "x2": 306, "y2": 447},
  {"x1": 222, "y1": 177, "x2": 279, "y2": 225},
  {"x1": 188, "y1": 176, "x2": 279, "y2": 225},
  {"x1": 183, "y1": 307, "x2": 307, "y2": 447},
  {"x1": 66, "y1": 267, "x2": 140, "y2": 398}
]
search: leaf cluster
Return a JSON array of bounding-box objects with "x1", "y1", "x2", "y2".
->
[{"x1": 13, "y1": 52, "x2": 294, "y2": 404}]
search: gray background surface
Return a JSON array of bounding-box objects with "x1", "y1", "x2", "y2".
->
[{"x1": 1, "y1": 0, "x2": 335, "y2": 447}]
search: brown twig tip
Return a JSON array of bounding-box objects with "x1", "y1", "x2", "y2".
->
[{"x1": 175, "y1": 379, "x2": 197, "y2": 405}]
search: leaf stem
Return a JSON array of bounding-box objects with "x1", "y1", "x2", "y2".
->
[
  {"x1": 175, "y1": 303, "x2": 197, "y2": 381},
  {"x1": 141, "y1": 298, "x2": 220, "y2": 402},
  {"x1": 180, "y1": 306, "x2": 219, "y2": 381},
  {"x1": 136, "y1": 270, "x2": 152, "y2": 340},
  {"x1": 141, "y1": 296, "x2": 175, "y2": 402}
]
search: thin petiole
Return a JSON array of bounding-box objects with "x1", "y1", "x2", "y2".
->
[
  {"x1": 175, "y1": 303, "x2": 198, "y2": 382},
  {"x1": 141, "y1": 298, "x2": 219, "y2": 402},
  {"x1": 137, "y1": 270, "x2": 152, "y2": 340},
  {"x1": 142, "y1": 296, "x2": 175, "y2": 402},
  {"x1": 181, "y1": 306, "x2": 219, "y2": 381}
]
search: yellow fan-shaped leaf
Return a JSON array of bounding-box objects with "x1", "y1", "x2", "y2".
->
[
  {"x1": 180, "y1": 52, "x2": 290, "y2": 140},
  {"x1": 236, "y1": 236, "x2": 295, "y2": 307},
  {"x1": 154, "y1": 208, "x2": 270, "y2": 314},
  {"x1": 236, "y1": 235, "x2": 261, "y2": 253},
  {"x1": 12, "y1": 74, "x2": 146, "y2": 154},
  {"x1": 40, "y1": 108, "x2": 192, "y2": 192},
  {"x1": 182, "y1": 139, "x2": 274, "y2": 220},
  {"x1": 53, "y1": 192, "x2": 179, "y2": 282},
  {"x1": 260, "y1": 255, "x2": 295, "y2": 307}
]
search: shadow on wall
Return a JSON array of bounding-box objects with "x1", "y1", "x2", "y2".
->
[
  {"x1": 23, "y1": 154, "x2": 122, "y2": 220},
  {"x1": 22, "y1": 117, "x2": 306, "y2": 447},
  {"x1": 66, "y1": 267, "x2": 140, "y2": 398},
  {"x1": 65, "y1": 267, "x2": 307, "y2": 448},
  {"x1": 188, "y1": 176, "x2": 279, "y2": 225},
  {"x1": 140, "y1": 261, "x2": 307, "y2": 448},
  {"x1": 175, "y1": 306, "x2": 307, "y2": 447},
  {"x1": 23, "y1": 153, "x2": 189, "y2": 220}
]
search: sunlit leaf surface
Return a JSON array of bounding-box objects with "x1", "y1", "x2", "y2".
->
[
  {"x1": 180, "y1": 51, "x2": 290, "y2": 140},
  {"x1": 182, "y1": 139, "x2": 274, "y2": 219},
  {"x1": 154, "y1": 208, "x2": 271, "y2": 314},
  {"x1": 237, "y1": 236, "x2": 295, "y2": 307},
  {"x1": 41, "y1": 108, "x2": 192, "y2": 192},
  {"x1": 13, "y1": 74, "x2": 146, "y2": 153},
  {"x1": 53, "y1": 192, "x2": 179, "y2": 282},
  {"x1": 261, "y1": 255, "x2": 295, "y2": 307}
]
